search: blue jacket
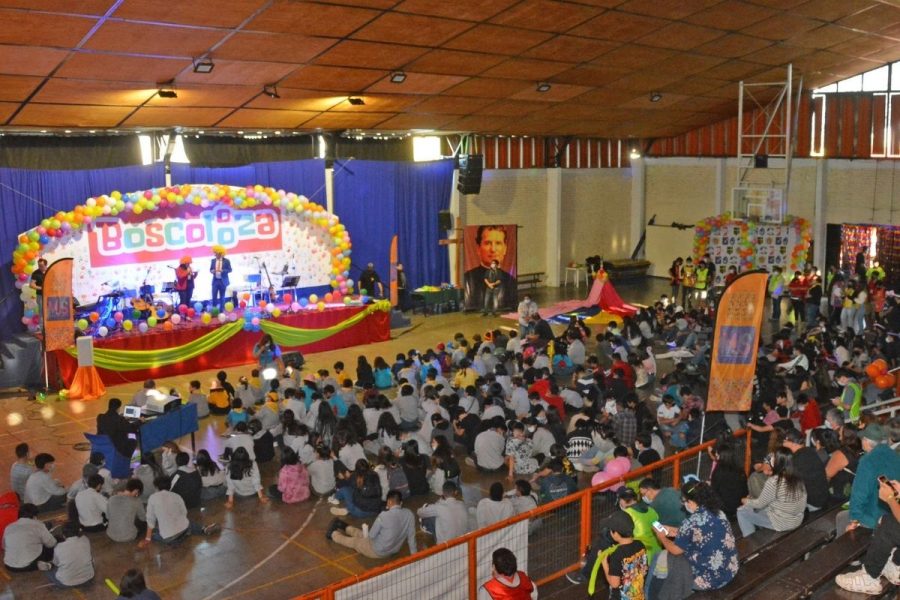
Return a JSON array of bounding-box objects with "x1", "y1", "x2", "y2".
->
[
  {"x1": 210, "y1": 257, "x2": 232, "y2": 286},
  {"x1": 849, "y1": 443, "x2": 900, "y2": 528}
]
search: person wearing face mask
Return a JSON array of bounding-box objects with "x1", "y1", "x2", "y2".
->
[
  {"x1": 638, "y1": 478, "x2": 687, "y2": 528},
  {"x1": 831, "y1": 369, "x2": 863, "y2": 424},
  {"x1": 517, "y1": 295, "x2": 539, "y2": 336},
  {"x1": 24, "y1": 453, "x2": 67, "y2": 513},
  {"x1": 648, "y1": 481, "x2": 739, "y2": 597},
  {"x1": 505, "y1": 421, "x2": 539, "y2": 480}
]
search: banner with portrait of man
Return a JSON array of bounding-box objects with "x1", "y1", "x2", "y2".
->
[{"x1": 463, "y1": 224, "x2": 517, "y2": 313}]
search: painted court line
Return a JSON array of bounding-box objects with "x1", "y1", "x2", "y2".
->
[{"x1": 199, "y1": 498, "x2": 322, "y2": 600}]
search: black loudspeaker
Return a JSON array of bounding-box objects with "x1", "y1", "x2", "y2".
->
[
  {"x1": 438, "y1": 210, "x2": 453, "y2": 230},
  {"x1": 282, "y1": 351, "x2": 305, "y2": 370},
  {"x1": 457, "y1": 154, "x2": 483, "y2": 195},
  {"x1": 754, "y1": 154, "x2": 768, "y2": 168}
]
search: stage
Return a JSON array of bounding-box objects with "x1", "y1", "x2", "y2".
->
[{"x1": 54, "y1": 301, "x2": 391, "y2": 385}]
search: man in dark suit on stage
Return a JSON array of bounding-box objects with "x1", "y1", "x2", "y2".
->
[
  {"x1": 464, "y1": 225, "x2": 516, "y2": 312},
  {"x1": 209, "y1": 245, "x2": 232, "y2": 310}
]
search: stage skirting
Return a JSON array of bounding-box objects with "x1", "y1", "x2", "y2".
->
[{"x1": 55, "y1": 302, "x2": 391, "y2": 386}]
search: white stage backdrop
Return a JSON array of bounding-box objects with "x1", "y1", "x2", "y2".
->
[{"x1": 40, "y1": 204, "x2": 335, "y2": 304}]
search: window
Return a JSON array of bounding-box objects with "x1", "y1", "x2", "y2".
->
[
  {"x1": 863, "y1": 65, "x2": 889, "y2": 91},
  {"x1": 413, "y1": 136, "x2": 441, "y2": 162},
  {"x1": 837, "y1": 74, "x2": 862, "y2": 92}
]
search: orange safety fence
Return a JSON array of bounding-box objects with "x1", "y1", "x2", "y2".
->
[{"x1": 294, "y1": 428, "x2": 754, "y2": 600}]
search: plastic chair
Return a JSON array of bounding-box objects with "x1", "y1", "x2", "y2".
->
[{"x1": 84, "y1": 433, "x2": 132, "y2": 479}]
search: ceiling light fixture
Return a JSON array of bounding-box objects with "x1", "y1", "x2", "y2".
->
[
  {"x1": 536, "y1": 82, "x2": 552, "y2": 92},
  {"x1": 649, "y1": 91, "x2": 662, "y2": 102},
  {"x1": 193, "y1": 58, "x2": 215, "y2": 74},
  {"x1": 157, "y1": 80, "x2": 177, "y2": 99},
  {"x1": 630, "y1": 148, "x2": 641, "y2": 159},
  {"x1": 263, "y1": 84, "x2": 280, "y2": 99},
  {"x1": 348, "y1": 97, "x2": 366, "y2": 106},
  {"x1": 390, "y1": 71, "x2": 407, "y2": 84}
]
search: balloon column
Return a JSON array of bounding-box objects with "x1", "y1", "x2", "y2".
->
[{"x1": 11, "y1": 184, "x2": 356, "y2": 337}]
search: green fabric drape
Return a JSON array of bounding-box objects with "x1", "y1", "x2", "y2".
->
[
  {"x1": 64, "y1": 301, "x2": 390, "y2": 371},
  {"x1": 67, "y1": 320, "x2": 245, "y2": 371},
  {"x1": 259, "y1": 301, "x2": 391, "y2": 346}
]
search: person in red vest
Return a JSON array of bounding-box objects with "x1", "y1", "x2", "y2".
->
[{"x1": 478, "y1": 547, "x2": 537, "y2": 600}]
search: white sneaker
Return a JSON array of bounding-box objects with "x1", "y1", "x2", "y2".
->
[
  {"x1": 330, "y1": 507, "x2": 349, "y2": 516},
  {"x1": 881, "y1": 552, "x2": 900, "y2": 586},
  {"x1": 37, "y1": 561, "x2": 52, "y2": 572},
  {"x1": 361, "y1": 523, "x2": 369, "y2": 538},
  {"x1": 327, "y1": 495, "x2": 340, "y2": 505},
  {"x1": 835, "y1": 569, "x2": 884, "y2": 595}
]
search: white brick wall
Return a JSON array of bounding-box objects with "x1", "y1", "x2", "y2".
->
[
  {"x1": 560, "y1": 168, "x2": 633, "y2": 266},
  {"x1": 459, "y1": 169, "x2": 548, "y2": 275}
]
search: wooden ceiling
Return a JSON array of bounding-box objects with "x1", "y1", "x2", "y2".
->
[{"x1": 2, "y1": 0, "x2": 900, "y2": 138}]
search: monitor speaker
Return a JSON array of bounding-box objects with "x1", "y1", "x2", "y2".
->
[
  {"x1": 457, "y1": 154, "x2": 483, "y2": 195},
  {"x1": 754, "y1": 154, "x2": 768, "y2": 168},
  {"x1": 76, "y1": 336, "x2": 94, "y2": 367},
  {"x1": 438, "y1": 210, "x2": 453, "y2": 230}
]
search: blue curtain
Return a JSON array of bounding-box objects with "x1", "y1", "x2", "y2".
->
[
  {"x1": 170, "y1": 159, "x2": 326, "y2": 204},
  {"x1": 0, "y1": 164, "x2": 165, "y2": 339},
  {"x1": 333, "y1": 159, "x2": 453, "y2": 290}
]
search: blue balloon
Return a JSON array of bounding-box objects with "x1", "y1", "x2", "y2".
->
[
  {"x1": 299, "y1": 297, "x2": 309, "y2": 307},
  {"x1": 156, "y1": 309, "x2": 166, "y2": 318},
  {"x1": 361, "y1": 295, "x2": 369, "y2": 303},
  {"x1": 39, "y1": 235, "x2": 50, "y2": 244},
  {"x1": 193, "y1": 302, "x2": 203, "y2": 313},
  {"x1": 105, "y1": 318, "x2": 116, "y2": 328}
]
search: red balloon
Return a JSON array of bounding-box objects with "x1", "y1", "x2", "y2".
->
[
  {"x1": 178, "y1": 304, "x2": 188, "y2": 314},
  {"x1": 187, "y1": 308, "x2": 196, "y2": 318},
  {"x1": 239, "y1": 300, "x2": 247, "y2": 309}
]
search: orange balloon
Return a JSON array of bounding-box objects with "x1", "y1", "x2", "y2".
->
[
  {"x1": 871, "y1": 358, "x2": 888, "y2": 376},
  {"x1": 163, "y1": 321, "x2": 174, "y2": 331},
  {"x1": 865, "y1": 363, "x2": 884, "y2": 379},
  {"x1": 876, "y1": 373, "x2": 896, "y2": 389}
]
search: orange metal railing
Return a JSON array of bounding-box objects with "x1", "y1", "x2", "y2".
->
[{"x1": 294, "y1": 428, "x2": 753, "y2": 600}]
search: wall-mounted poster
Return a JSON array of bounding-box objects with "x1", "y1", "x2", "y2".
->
[{"x1": 463, "y1": 224, "x2": 517, "y2": 313}]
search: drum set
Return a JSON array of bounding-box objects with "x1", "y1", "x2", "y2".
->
[{"x1": 75, "y1": 282, "x2": 174, "y2": 334}]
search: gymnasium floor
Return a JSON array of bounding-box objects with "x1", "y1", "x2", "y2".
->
[{"x1": 0, "y1": 278, "x2": 672, "y2": 600}]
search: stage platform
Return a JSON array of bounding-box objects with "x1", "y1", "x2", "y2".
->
[{"x1": 54, "y1": 302, "x2": 390, "y2": 385}]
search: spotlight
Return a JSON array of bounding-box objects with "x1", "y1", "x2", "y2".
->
[
  {"x1": 390, "y1": 71, "x2": 407, "y2": 84},
  {"x1": 536, "y1": 82, "x2": 552, "y2": 92},
  {"x1": 157, "y1": 80, "x2": 177, "y2": 99},
  {"x1": 650, "y1": 91, "x2": 662, "y2": 102},
  {"x1": 264, "y1": 84, "x2": 280, "y2": 99},
  {"x1": 193, "y1": 58, "x2": 215, "y2": 74},
  {"x1": 348, "y1": 97, "x2": 366, "y2": 106},
  {"x1": 630, "y1": 148, "x2": 641, "y2": 159}
]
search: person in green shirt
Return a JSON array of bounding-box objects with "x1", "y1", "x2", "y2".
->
[
  {"x1": 768, "y1": 266, "x2": 785, "y2": 321},
  {"x1": 639, "y1": 478, "x2": 688, "y2": 527}
]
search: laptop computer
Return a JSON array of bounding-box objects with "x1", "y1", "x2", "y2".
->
[{"x1": 123, "y1": 405, "x2": 141, "y2": 419}]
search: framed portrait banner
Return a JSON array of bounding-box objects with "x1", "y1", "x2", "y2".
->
[{"x1": 462, "y1": 224, "x2": 517, "y2": 312}]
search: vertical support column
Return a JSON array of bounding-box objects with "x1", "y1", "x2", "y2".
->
[
  {"x1": 546, "y1": 168, "x2": 562, "y2": 286},
  {"x1": 468, "y1": 537, "x2": 478, "y2": 600},
  {"x1": 715, "y1": 158, "x2": 726, "y2": 215},
  {"x1": 579, "y1": 491, "x2": 593, "y2": 558},
  {"x1": 449, "y1": 169, "x2": 461, "y2": 286},
  {"x1": 814, "y1": 159, "x2": 827, "y2": 269},
  {"x1": 325, "y1": 166, "x2": 334, "y2": 214},
  {"x1": 630, "y1": 157, "x2": 646, "y2": 258}
]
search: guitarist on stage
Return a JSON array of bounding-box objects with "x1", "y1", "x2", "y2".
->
[
  {"x1": 210, "y1": 246, "x2": 232, "y2": 311},
  {"x1": 174, "y1": 255, "x2": 196, "y2": 307}
]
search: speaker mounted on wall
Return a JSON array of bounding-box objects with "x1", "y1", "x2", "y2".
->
[
  {"x1": 457, "y1": 154, "x2": 484, "y2": 195},
  {"x1": 438, "y1": 210, "x2": 453, "y2": 231}
]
